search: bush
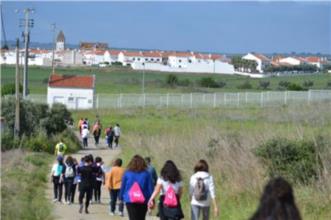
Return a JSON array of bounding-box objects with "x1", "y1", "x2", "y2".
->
[
  {"x1": 237, "y1": 81, "x2": 253, "y2": 89},
  {"x1": 278, "y1": 81, "x2": 290, "y2": 89},
  {"x1": 177, "y1": 79, "x2": 191, "y2": 87},
  {"x1": 326, "y1": 81, "x2": 331, "y2": 89},
  {"x1": 303, "y1": 80, "x2": 314, "y2": 88},
  {"x1": 199, "y1": 77, "x2": 219, "y2": 88},
  {"x1": 259, "y1": 81, "x2": 270, "y2": 90},
  {"x1": 1, "y1": 83, "x2": 23, "y2": 96},
  {"x1": 255, "y1": 137, "x2": 326, "y2": 184},
  {"x1": 287, "y1": 83, "x2": 305, "y2": 91},
  {"x1": 166, "y1": 74, "x2": 178, "y2": 87}
]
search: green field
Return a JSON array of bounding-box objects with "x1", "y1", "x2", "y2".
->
[
  {"x1": 72, "y1": 104, "x2": 331, "y2": 220},
  {"x1": 1, "y1": 65, "x2": 331, "y2": 94}
]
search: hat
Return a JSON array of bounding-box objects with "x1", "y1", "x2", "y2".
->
[{"x1": 57, "y1": 155, "x2": 63, "y2": 161}]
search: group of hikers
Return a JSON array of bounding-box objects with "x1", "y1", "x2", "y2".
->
[
  {"x1": 51, "y1": 151, "x2": 302, "y2": 220},
  {"x1": 77, "y1": 117, "x2": 121, "y2": 149}
]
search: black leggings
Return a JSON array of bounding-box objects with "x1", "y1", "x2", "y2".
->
[
  {"x1": 94, "y1": 135, "x2": 100, "y2": 145},
  {"x1": 79, "y1": 186, "x2": 92, "y2": 210},
  {"x1": 94, "y1": 181, "x2": 102, "y2": 201},
  {"x1": 53, "y1": 176, "x2": 63, "y2": 202},
  {"x1": 126, "y1": 203, "x2": 148, "y2": 220},
  {"x1": 71, "y1": 183, "x2": 77, "y2": 203},
  {"x1": 64, "y1": 178, "x2": 74, "y2": 202}
]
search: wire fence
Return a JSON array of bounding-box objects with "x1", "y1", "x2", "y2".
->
[{"x1": 26, "y1": 90, "x2": 331, "y2": 109}]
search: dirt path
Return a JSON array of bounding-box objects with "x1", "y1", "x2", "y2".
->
[{"x1": 46, "y1": 134, "x2": 158, "y2": 220}]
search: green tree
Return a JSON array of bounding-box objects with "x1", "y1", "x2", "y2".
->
[
  {"x1": 1, "y1": 83, "x2": 23, "y2": 96},
  {"x1": 259, "y1": 81, "x2": 270, "y2": 90},
  {"x1": 166, "y1": 74, "x2": 178, "y2": 87}
]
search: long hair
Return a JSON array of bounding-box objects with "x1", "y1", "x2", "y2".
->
[
  {"x1": 160, "y1": 160, "x2": 182, "y2": 183},
  {"x1": 250, "y1": 177, "x2": 302, "y2": 220},
  {"x1": 127, "y1": 155, "x2": 147, "y2": 172}
]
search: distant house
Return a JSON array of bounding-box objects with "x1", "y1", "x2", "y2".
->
[
  {"x1": 278, "y1": 57, "x2": 302, "y2": 66},
  {"x1": 47, "y1": 74, "x2": 95, "y2": 109},
  {"x1": 242, "y1": 53, "x2": 271, "y2": 73}
]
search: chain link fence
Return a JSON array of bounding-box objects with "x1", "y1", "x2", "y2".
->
[{"x1": 27, "y1": 90, "x2": 331, "y2": 109}]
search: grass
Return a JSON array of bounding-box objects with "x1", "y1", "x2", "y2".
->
[
  {"x1": 72, "y1": 103, "x2": 331, "y2": 220},
  {"x1": 1, "y1": 150, "x2": 53, "y2": 220},
  {"x1": 1, "y1": 65, "x2": 331, "y2": 94}
]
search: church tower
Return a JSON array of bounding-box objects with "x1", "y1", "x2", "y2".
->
[{"x1": 56, "y1": 30, "x2": 65, "y2": 51}]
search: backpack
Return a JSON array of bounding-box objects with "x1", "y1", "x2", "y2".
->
[
  {"x1": 193, "y1": 177, "x2": 209, "y2": 201},
  {"x1": 58, "y1": 143, "x2": 65, "y2": 152},
  {"x1": 128, "y1": 182, "x2": 145, "y2": 203},
  {"x1": 65, "y1": 165, "x2": 75, "y2": 178},
  {"x1": 163, "y1": 185, "x2": 178, "y2": 207}
]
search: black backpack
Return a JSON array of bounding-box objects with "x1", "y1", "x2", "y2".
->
[{"x1": 193, "y1": 177, "x2": 209, "y2": 201}]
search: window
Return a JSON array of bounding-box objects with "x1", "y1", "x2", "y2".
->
[
  {"x1": 138, "y1": 58, "x2": 141, "y2": 61},
  {"x1": 68, "y1": 97, "x2": 74, "y2": 102},
  {"x1": 145, "y1": 58, "x2": 148, "y2": 61},
  {"x1": 188, "y1": 59, "x2": 192, "y2": 63},
  {"x1": 133, "y1": 58, "x2": 136, "y2": 61},
  {"x1": 179, "y1": 59, "x2": 182, "y2": 63},
  {"x1": 151, "y1": 58, "x2": 154, "y2": 61},
  {"x1": 179, "y1": 65, "x2": 182, "y2": 68},
  {"x1": 156, "y1": 58, "x2": 160, "y2": 62}
]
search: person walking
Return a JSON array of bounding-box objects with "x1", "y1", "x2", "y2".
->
[
  {"x1": 77, "y1": 155, "x2": 94, "y2": 214},
  {"x1": 93, "y1": 156, "x2": 105, "y2": 204},
  {"x1": 148, "y1": 160, "x2": 184, "y2": 220},
  {"x1": 120, "y1": 155, "x2": 154, "y2": 220},
  {"x1": 54, "y1": 140, "x2": 67, "y2": 157},
  {"x1": 51, "y1": 155, "x2": 65, "y2": 203},
  {"x1": 64, "y1": 156, "x2": 76, "y2": 205},
  {"x1": 189, "y1": 159, "x2": 218, "y2": 220},
  {"x1": 78, "y1": 118, "x2": 84, "y2": 135},
  {"x1": 249, "y1": 177, "x2": 302, "y2": 220},
  {"x1": 92, "y1": 120, "x2": 102, "y2": 145},
  {"x1": 105, "y1": 126, "x2": 114, "y2": 149},
  {"x1": 145, "y1": 157, "x2": 158, "y2": 186},
  {"x1": 105, "y1": 158, "x2": 125, "y2": 216},
  {"x1": 113, "y1": 123, "x2": 121, "y2": 147},
  {"x1": 71, "y1": 158, "x2": 79, "y2": 204},
  {"x1": 81, "y1": 125, "x2": 89, "y2": 148}
]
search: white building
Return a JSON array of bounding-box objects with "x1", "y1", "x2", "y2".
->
[
  {"x1": 47, "y1": 74, "x2": 95, "y2": 109},
  {"x1": 278, "y1": 57, "x2": 302, "y2": 66},
  {"x1": 56, "y1": 31, "x2": 65, "y2": 51},
  {"x1": 242, "y1": 53, "x2": 271, "y2": 73}
]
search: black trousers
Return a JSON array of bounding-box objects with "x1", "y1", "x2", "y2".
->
[
  {"x1": 126, "y1": 203, "x2": 148, "y2": 220},
  {"x1": 110, "y1": 189, "x2": 124, "y2": 212},
  {"x1": 83, "y1": 137, "x2": 88, "y2": 147},
  {"x1": 79, "y1": 186, "x2": 92, "y2": 210},
  {"x1": 94, "y1": 181, "x2": 102, "y2": 201},
  {"x1": 53, "y1": 176, "x2": 63, "y2": 202},
  {"x1": 94, "y1": 135, "x2": 100, "y2": 145},
  {"x1": 107, "y1": 136, "x2": 113, "y2": 148},
  {"x1": 114, "y1": 136, "x2": 120, "y2": 147},
  {"x1": 64, "y1": 178, "x2": 74, "y2": 202},
  {"x1": 71, "y1": 183, "x2": 77, "y2": 203}
]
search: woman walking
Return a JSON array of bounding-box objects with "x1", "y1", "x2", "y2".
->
[
  {"x1": 51, "y1": 156, "x2": 65, "y2": 203},
  {"x1": 189, "y1": 159, "x2": 218, "y2": 220},
  {"x1": 120, "y1": 155, "x2": 154, "y2": 220},
  {"x1": 105, "y1": 158, "x2": 125, "y2": 216},
  {"x1": 77, "y1": 155, "x2": 94, "y2": 214},
  {"x1": 81, "y1": 125, "x2": 89, "y2": 148},
  {"x1": 92, "y1": 120, "x2": 102, "y2": 145},
  {"x1": 148, "y1": 160, "x2": 184, "y2": 220},
  {"x1": 105, "y1": 125, "x2": 114, "y2": 149},
  {"x1": 64, "y1": 156, "x2": 76, "y2": 204},
  {"x1": 93, "y1": 156, "x2": 104, "y2": 203}
]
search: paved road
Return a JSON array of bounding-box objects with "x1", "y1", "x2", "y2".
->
[{"x1": 46, "y1": 134, "x2": 158, "y2": 220}]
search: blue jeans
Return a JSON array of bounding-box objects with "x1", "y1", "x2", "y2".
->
[
  {"x1": 110, "y1": 189, "x2": 124, "y2": 213},
  {"x1": 191, "y1": 205, "x2": 210, "y2": 220}
]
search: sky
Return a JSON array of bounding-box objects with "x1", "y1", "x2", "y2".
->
[{"x1": 2, "y1": 1, "x2": 331, "y2": 54}]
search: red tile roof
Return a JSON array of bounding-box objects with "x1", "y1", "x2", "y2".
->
[
  {"x1": 109, "y1": 50, "x2": 121, "y2": 56},
  {"x1": 48, "y1": 74, "x2": 95, "y2": 89},
  {"x1": 142, "y1": 51, "x2": 162, "y2": 57},
  {"x1": 122, "y1": 51, "x2": 143, "y2": 57},
  {"x1": 305, "y1": 56, "x2": 321, "y2": 63}
]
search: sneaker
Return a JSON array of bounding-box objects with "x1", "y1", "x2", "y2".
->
[
  {"x1": 85, "y1": 209, "x2": 89, "y2": 214},
  {"x1": 53, "y1": 198, "x2": 58, "y2": 203},
  {"x1": 119, "y1": 211, "x2": 124, "y2": 217},
  {"x1": 79, "y1": 205, "x2": 83, "y2": 214},
  {"x1": 109, "y1": 212, "x2": 115, "y2": 216}
]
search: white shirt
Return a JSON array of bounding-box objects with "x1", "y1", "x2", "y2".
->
[
  {"x1": 189, "y1": 171, "x2": 216, "y2": 207},
  {"x1": 157, "y1": 177, "x2": 183, "y2": 195},
  {"x1": 114, "y1": 126, "x2": 121, "y2": 136},
  {"x1": 81, "y1": 128, "x2": 89, "y2": 138}
]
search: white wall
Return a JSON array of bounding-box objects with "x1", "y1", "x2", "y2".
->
[
  {"x1": 279, "y1": 57, "x2": 301, "y2": 66},
  {"x1": 47, "y1": 87, "x2": 94, "y2": 109},
  {"x1": 132, "y1": 60, "x2": 235, "y2": 74}
]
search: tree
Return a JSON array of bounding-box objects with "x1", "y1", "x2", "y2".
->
[
  {"x1": 231, "y1": 56, "x2": 258, "y2": 72},
  {"x1": 1, "y1": 83, "x2": 23, "y2": 96}
]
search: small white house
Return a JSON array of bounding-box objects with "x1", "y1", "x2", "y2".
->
[
  {"x1": 47, "y1": 74, "x2": 95, "y2": 109},
  {"x1": 242, "y1": 53, "x2": 271, "y2": 73},
  {"x1": 278, "y1": 57, "x2": 302, "y2": 66}
]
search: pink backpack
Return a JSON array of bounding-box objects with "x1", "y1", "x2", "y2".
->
[
  {"x1": 129, "y1": 182, "x2": 145, "y2": 203},
  {"x1": 163, "y1": 185, "x2": 178, "y2": 207}
]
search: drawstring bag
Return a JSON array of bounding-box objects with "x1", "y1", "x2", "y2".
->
[{"x1": 129, "y1": 182, "x2": 145, "y2": 203}]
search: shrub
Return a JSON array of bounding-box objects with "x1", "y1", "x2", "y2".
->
[
  {"x1": 259, "y1": 81, "x2": 270, "y2": 90},
  {"x1": 303, "y1": 80, "x2": 314, "y2": 88},
  {"x1": 255, "y1": 137, "x2": 326, "y2": 184},
  {"x1": 237, "y1": 81, "x2": 253, "y2": 89},
  {"x1": 326, "y1": 81, "x2": 331, "y2": 89},
  {"x1": 278, "y1": 80, "x2": 290, "y2": 89},
  {"x1": 199, "y1": 77, "x2": 219, "y2": 88},
  {"x1": 287, "y1": 83, "x2": 305, "y2": 91},
  {"x1": 177, "y1": 79, "x2": 191, "y2": 87},
  {"x1": 1, "y1": 83, "x2": 23, "y2": 96},
  {"x1": 166, "y1": 74, "x2": 178, "y2": 87}
]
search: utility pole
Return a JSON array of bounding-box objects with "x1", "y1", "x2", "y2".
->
[
  {"x1": 19, "y1": 8, "x2": 34, "y2": 99},
  {"x1": 15, "y1": 38, "x2": 20, "y2": 137},
  {"x1": 51, "y1": 23, "x2": 56, "y2": 74},
  {"x1": 142, "y1": 62, "x2": 145, "y2": 94}
]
